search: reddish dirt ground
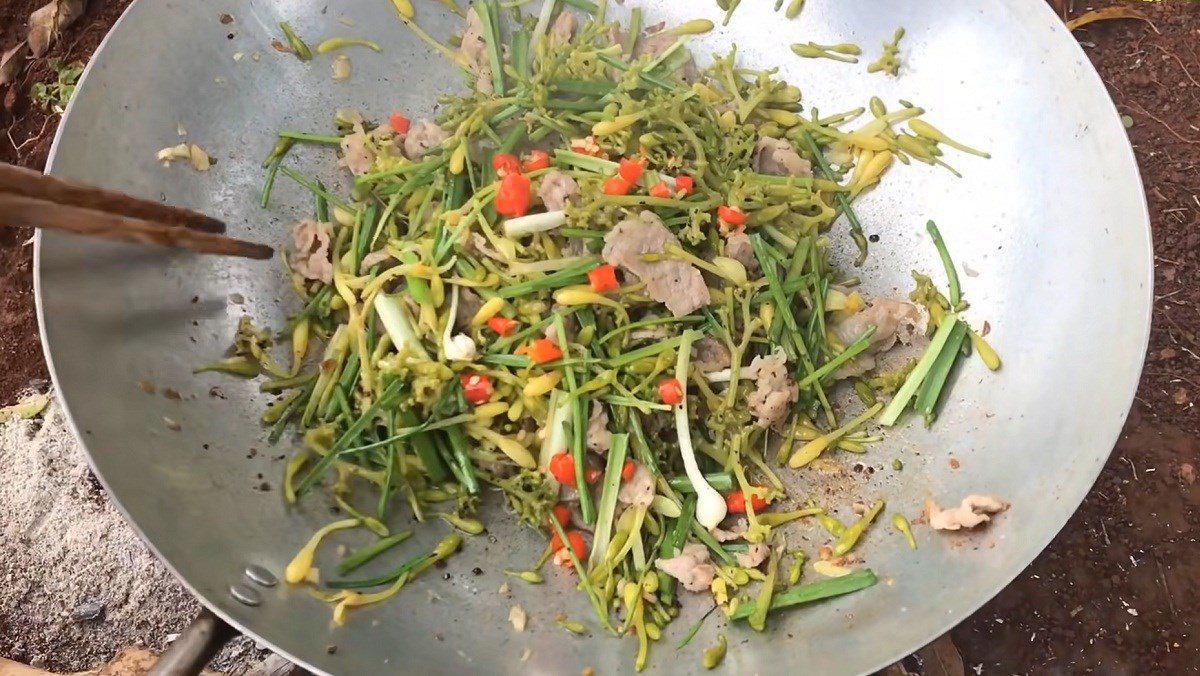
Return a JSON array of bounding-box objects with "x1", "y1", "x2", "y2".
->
[{"x1": 0, "y1": 1, "x2": 1197, "y2": 673}]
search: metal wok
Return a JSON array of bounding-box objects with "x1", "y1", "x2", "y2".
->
[{"x1": 36, "y1": 0, "x2": 1151, "y2": 673}]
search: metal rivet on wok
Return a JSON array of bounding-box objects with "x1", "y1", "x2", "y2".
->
[
  {"x1": 229, "y1": 583, "x2": 262, "y2": 607},
  {"x1": 244, "y1": 564, "x2": 278, "y2": 587}
]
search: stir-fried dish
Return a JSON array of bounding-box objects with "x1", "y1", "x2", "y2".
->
[{"x1": 201, "y1": 1, "x2": 1000, "y2": 669}]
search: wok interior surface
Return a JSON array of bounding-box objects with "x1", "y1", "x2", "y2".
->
[{"x1": 37, "y1": 0, "x2": 1150, "y2": 673}]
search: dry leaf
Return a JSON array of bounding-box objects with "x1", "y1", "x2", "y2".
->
[
  {"x1": 0, "y1": 42, "x2": 30, "y2": 88},
  {"x1": 1066, "y1": 7, "x2": 1157, "y2": 33},
  {"x1": 28, "y1": 0, "x2": 88, "y2": 57}
]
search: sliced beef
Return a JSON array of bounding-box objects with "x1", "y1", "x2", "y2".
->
[
  {"x1": 537, "y1": 170, "x2": 579, "y2": 211},
  {"x1": 617, "y1": 462, "x2": 655, "y2": 507},
  {"x1": 735, "y1": 542, "x2": 770, "y2": 569},
  {"x1": 692, "y1": 336, "x2": 731, "y2": 373},
  {"x1": 831, "y1": 297, "x2": 925, "y2": 376},
  {"x1": 403, "y1": 120, "x2": 449, "y2": 160},
  {"x1": 754, "y1": 136, "x2": 812, "y2": 177},
  {"x1": 290, "y1": 219, "x2": 333, "y2": 283},
  {"x1": 655, "y1": 543, "x2": 715, "y2": 592},
  {"x1": 586, "y1": 401, "x2": 612, "y2": 454},
  {"x1": 601, "y1": 211, "x2": 710, "y2": 317},
  {"x1": 746, "y1": 351, "x2": 798, "y2": 428},
  {"x1": 338, "y1": 129, "x2": 375, "y2": 175},
  {"x1": 927, "y1": 495, "x2": 1009, "y2": 531},
  {"x1": 550, "y1": 12, "x2": 576, "y2": 43},
  {"x1": 723, "y1": 231, "x2": 759, "y2": 275},
  {"x1": 460, "y1": 8, "x2": 493, "y2": 94}
]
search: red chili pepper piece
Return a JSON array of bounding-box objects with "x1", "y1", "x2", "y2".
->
[
  {"x1": 587, "y1": 264, "x2": 620, "y2": 293},
  {"x1": 460, "y1": 373, "x2": 493, "y2": 405},
  {"x1": 492, "y1": 153, "x2": 522, "y2": 178},
  {"x1": 725, "y1": 489, "x2": 770, "y2": 514},
  {"x1": 389, "y1": 112, "x2": 411, "y2": 134},
  {"x1": 487, "y1": 316, "x2": 518, "y2": 337},
  {"x1": 522, "y1": 149, "x2": 551, "y2": 172},
  {"x1": 675, "y1": 175, "x2": 694, "y2": 196},
  {"x1": 549, "y1": 503, "x2": 572, "y2": 528},
  {"x1": 495, "y1": 173, "x2": 533, "y2": 217},
  {"x1": 717, "y1": 205, "x2": 747, "y2": 226},
  {"x1": 658, "y1": 378, "x2": 684, "y2": 405},
  {"x1": 603, "y1": 175, "x2": 633, "y2": 196},
  {"x1": 618, "y1": 157, "x2": 645, "y2": 184},
  {"x1": 526, "y1": 338, "x2": 563, "y2": 364},
  {"x1": 549, "y1": 452, "x2": 576, "y2": 486}
]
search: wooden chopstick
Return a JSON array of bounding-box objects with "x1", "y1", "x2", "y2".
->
[{"x1": 0, "y1": 162, "x2": 274, "y2": 260}]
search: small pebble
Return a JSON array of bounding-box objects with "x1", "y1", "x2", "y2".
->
[{"x1": 71, "y1": 599, "x2": 105, "y2": 622}]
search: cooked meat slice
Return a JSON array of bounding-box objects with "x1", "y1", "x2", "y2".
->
[
  {"x1": 290, "y1": 219, "x2": 333, "y2": 283},
  {"x1": 403, "y1": 120, "x2": 449, "y2": 160},
  {"x1": 467, "y1": 232, "x2": 507, "y2": 262},
  {"x1": 735, "y1": 542, "x2": 770, "y2": 569},
  {"x1": 454, "y1": 288, "x2": 485, "y2": 332},
  {"x1": 550, "y1": 12, "x2": 576, "y2": 43},
  {"x1": 460, "y1": 8, "x2": 493, "y2": 94},
  {"x1": 832, "y1": 297, "x2": 926, "y2": 376},
  {"x1": 746, "y1": 352, "x2": 798, "y2": 428},
  {"x1": 617, "y1": 462, "x2": 655, "y2": 507},
  {"x1": 655, "y1": 543, "x2": 715, "y2": 592},
  {"x1": 927, "y1": 495, "x2": 1009, "y2": 531},
  {"x1": 601, "y1": 211, "x2": 710, "y2": 317},
  {"x1": 692, "y1": 336, "x2": 731, "y2": 373},
  {"x1": 710, "y1": 518, "x2": 748, "y2": 542},
  {"x1": 834, "y1": 297, "x2": 924, "y2": 350},
  {"x1": 338, "y1": 129, "x2": 375, "y2": 176},
  {"x1": 754, "y1": 136, "x2": 812, "y2": 177},
  {"x1": 586, "y1": 401, "x2": 612, "y2": 454},
  {"x1": 631, "y1": 23, "x2": 699, "y2": 81},
  {"x1": 724, "y1": 231, "x2": 760, "y2": 275},
  {"x1": 537, "y1": 170, "x2": 579, "y2": 211}
]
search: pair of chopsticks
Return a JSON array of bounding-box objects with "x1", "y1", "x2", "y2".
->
[{"x1": 0, "y1": 162, "x2": 273, "y2": 259}]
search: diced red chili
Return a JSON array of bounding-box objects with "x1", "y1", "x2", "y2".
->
[
  {"x1": 460, "y1": 373, "x2": 493, "y2": 405},
  {"x1": 658, "y1": 378, "x2": 684, "y2": 406},
  {"x1": 618, "y1": 157, "x2": 645, "y2": 184},
  {"x1": 526, "y1": 338, "x2": 564, "y2": 364},
  {"x1": 717, "y1": 205, "x2": 747, "y2": 226},
  {"x1": 648, "y1": 182, "x2": 672, "y2": 198},
  {"x1": 675, "y1": 175, "x2": 694, "y2": 196},
  {"x1": 487, "y1": 316, "x2": 518, "y2": 336},
  {"x1": 495, "y1": 173, "x2": 533, "y2": 217},
  {"x1": 492, "y1": 153, "x2": 522, "y2": 178},
  {"x1": 587, "y1": 264, "x2": 620, "y2": 293},
  {"x1": 549, "y1": 452, "x2": 576, "y2": 486},
  {"x1": 603, "y1": 175, "x2": 633, "y2": 196},
  {"x1": 725, "y1": 489, "x2": 770, "y2": 514},
  {"x1": 389, "y1": 112, "x2": 411, "y2": 134},
  {"x1": 522, "y1": 149, "x2": 551, "y2": 172}
]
